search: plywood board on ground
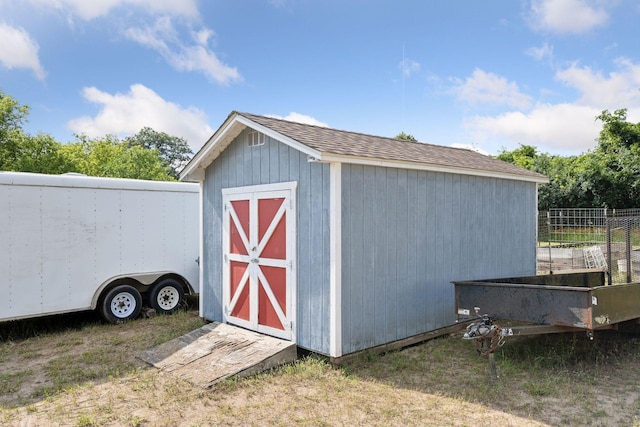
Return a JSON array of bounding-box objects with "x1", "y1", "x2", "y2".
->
[{"x1": 137, "y1": 322, "x2": 297, "y2": 388}]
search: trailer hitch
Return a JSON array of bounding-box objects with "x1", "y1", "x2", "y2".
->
[
  {"x1": 462, "y1": 307, "x2": 504, "y2": 380},
  {"x1": 463, "y1": 307, "x2": 505, "y2": 355}
]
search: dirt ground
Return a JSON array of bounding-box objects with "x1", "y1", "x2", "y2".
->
[{"x1": 1, "y1": 310, "x2": 640, "y2": 426}]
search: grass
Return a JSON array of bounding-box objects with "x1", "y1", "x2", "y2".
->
[
  {"x1": 0, "y1": 370, "x2": 32, "y2": 395},
  {"x1": 0, "y1": 308, "x2": 206, "y2": 405},
  {"x1": 1, "y1": 309, "x2": 640, "y2": 426}
]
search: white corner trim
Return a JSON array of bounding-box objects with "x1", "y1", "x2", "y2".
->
[
  {"x1": 198, "y1": 181, "x2": 204, "y2": 318},
  {"x1": 329, "y1": 162, "x2": 342, "y2": 357}
]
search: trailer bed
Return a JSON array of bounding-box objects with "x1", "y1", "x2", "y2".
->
[{"x1": 453, "y1": 271, "x2": 640, "y2": 330}]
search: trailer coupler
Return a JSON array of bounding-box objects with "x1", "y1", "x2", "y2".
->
[{"x1": 462, "y1": 310, "x2": 505, "y2": 356}]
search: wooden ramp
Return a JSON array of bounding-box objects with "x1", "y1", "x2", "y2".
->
[{"x1": 137, "y1": 322, "x2": 297, "y2": 388}]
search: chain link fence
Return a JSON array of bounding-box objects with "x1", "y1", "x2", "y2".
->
[{"x1": 538, "y1": 208, "x2": 640, "y2": 284}]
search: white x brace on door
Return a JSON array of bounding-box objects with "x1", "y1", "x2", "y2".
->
[{"x1": 222, "y1": 182, "x2": 297, "y2": 341}]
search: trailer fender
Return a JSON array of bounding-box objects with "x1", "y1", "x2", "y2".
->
[{"x1": 90, "y1": 271, "x2": 194, "y2": 309}]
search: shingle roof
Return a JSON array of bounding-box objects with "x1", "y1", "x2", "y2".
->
[
  {"x1": 181, "y1": 111, "x2": 548, "y2": 183},
  {"x1": 237, "y1": 112, "x2": 548, "y2": 182}
]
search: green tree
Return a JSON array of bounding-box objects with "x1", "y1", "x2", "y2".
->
[
  {"x1": 395, "y1": 132, "x2": 417, "y2": 142},
  {"x1": 62, "y1": 135, "x2": 173, "y2": 181},
  {"x1": 596, "y1": 109, "x2": 640, "y2": 153},
  {"x1": 0, "y1": 89, "x2": 30, "y2": 170},
  {"x1": 124, "y1": 127, "x2": 193, "y2": 179},
  {"x1": 497, "y1": 144, "x2": 538, "y2": 170},
  {"x1": 584, "y1": 109, "x2": 640, "y2": 208},
  {"x1": 6, "y1": 133, "x2": 71, "y2": 174}
]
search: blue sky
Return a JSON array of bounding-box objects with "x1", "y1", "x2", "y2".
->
[{"x1": 1, "y1": 0, "x2": 640, "y2": 156}]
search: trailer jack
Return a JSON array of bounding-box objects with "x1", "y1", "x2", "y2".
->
[{"x1": 462, "y1": 308, "x2": 504, "y2": 380}]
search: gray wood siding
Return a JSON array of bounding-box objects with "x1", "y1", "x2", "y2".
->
[
  {"x1": 202, "y1": 129, "x2": 331, "y2": 354},
  {"x1": 341, "y1": 164, "x2": 537, "y2": 354}
]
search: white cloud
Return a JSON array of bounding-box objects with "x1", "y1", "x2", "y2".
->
[
  {"x1": 27, "y1": 0, "x2": 198, "y2": 20},
  {"x1": 529, "y1": 0, "x2": 609, "y2": 34},
  {"x1": 267, "y1": 112, "x2": 329, "y2": 127},
  {"x1": 462, "y1": 57, "x2": 640, "y2": 154},
  {"x1": 0, "y1": 22, "x2": 46, "y2": 80},
  {"x1": 555, "y1": 58, "x2": 640, "y2": 108},
  {"x1": 453, "y1": 69, "x2": 532, "y2": 110},
  {"x1": 399, "y1": 58, "x2": 420, "y2": 78},
  {"x1": 466, "y1": 103, "x2": 602, "y2": 152},
  {"x1": 67, "y1": 84, "x2": 213, "y2": 150},
  {"x1": 125, "y1": 17, "x2": 242, "y2": 85},
  {"x1": 526, "y1": 42, "x2": 554, "y2": 62},
  {"x1": 18, "y1": 1, "x2": 241, "y2": 84}
]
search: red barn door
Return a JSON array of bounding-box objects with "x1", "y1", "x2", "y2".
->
[{"x1": 222, "y1": 183, "x2": 296, "y2": 341}]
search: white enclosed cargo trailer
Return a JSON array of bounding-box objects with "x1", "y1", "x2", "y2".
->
[{"x1": 0, "y1": 172, "x2": 200, "y2": 323}]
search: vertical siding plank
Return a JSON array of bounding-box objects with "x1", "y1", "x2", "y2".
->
[
  {"x1": 259, "y1": 138, "x2": 270, "y2": 184},
  {"x1": 269, "y1": 137, "x2": 280, "y2": 182},
  {"x1": 373, "y1": 167, "x2": 388, "y2": 344},
  {"x1": 448, "y1": 173, "x2": 461, "y2": 324},
  {"x1": 241, "y1": 135, "x2": 252, "y2": 187},
  {"x1": 458, "y1": 175, "x2": 470, "y2": 280},
  {"x1": 395, "y1": 170, "x2": 409, "y2": 339},
  {"x1": 415, "y1": 171, "x2": 428, "y2": 329},
  {"x1": 384, "y1": 168, "x2": 398, "y2": 342},
  {"x1": 321, "y1": 163, "x2": 331, "y2": 351},
  {"x1": 279, "y1": 142, "x2": 290, "y2": 182},
  {"x1": 308, "y1": 161, "x2": 325, "y2": 349},
  {"x1": 424, "y1": 171, "x2": 437, "y2": 331},
  {"x1": 232, "y1": 132, "x2": 242, "y2": 187},
  {"x1": 348, "y1": 164, "x2": 365, "y2": 350},
  {"x1": 405, "y1": 170, "x2": 419, "y2": 336},
  {"x1": 361, "y1": 165, "x2": 377, "y2": 347},
  {"x1": 440, "y1": 173, "x2": 453, "y2": 322},
  {"x1": 435, "y1": 171, "x2": 444, "y2": 318}
]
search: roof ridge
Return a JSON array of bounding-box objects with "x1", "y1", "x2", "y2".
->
[{"x1": 236, "y1": 111, "x2": 478, "y2": 154}]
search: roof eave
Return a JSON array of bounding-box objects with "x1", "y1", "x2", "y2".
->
[
  {"x1": 316, "y1": 153, "x2": 550, "y2": 184},
  {"x1": 180, "y1": 113, "x2": 322, "y2": 181},
  {"x1": 180, "y1": 112, "x2": 243, "y2": 181}
]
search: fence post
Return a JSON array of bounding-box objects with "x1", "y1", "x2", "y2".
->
[
  {"x1": 626, "y1": 219, "x2": 632, "y2": 284},
  {"x1": 547, "y1": 211, "x2": 552, "y2": 274},
  {"x1": 606, "y1": 212, "x2": 612, "y2": 286}
]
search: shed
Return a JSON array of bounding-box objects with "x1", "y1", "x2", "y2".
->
[{"x1": 181, "y1": 111, "x2": 549, "y2": 359}]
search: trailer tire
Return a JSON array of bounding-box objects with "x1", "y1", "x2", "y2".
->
[
  {"x1": 148, "y1": 278, "x2": 185, "y2": 315},
  {"x1": 100, "y1": 284, "x2": 142, "y2": 323}
]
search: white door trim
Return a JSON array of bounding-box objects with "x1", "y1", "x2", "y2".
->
[{"x1": 222, "y1": 181, "x2": 297, "y2": 342}]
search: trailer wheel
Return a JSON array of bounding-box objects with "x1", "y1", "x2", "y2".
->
[
  {"x1": 100, "y1": 284, "x2": 142, "y2": 323},
  {"x1": 148, "y1": 278, "x2": 185, "y2": 315}
]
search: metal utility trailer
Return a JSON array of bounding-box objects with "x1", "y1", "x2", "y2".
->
[{"x1": 452, "y1": 270, "x2": 640, "y2": 378}]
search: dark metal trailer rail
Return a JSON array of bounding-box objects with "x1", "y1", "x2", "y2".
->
[
  {"x1": 454, "y1": 270, "x2": 640, "y2": 331},
  {"x1": 452, "y1": 270, "x2": 640, "y2": 378}
]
